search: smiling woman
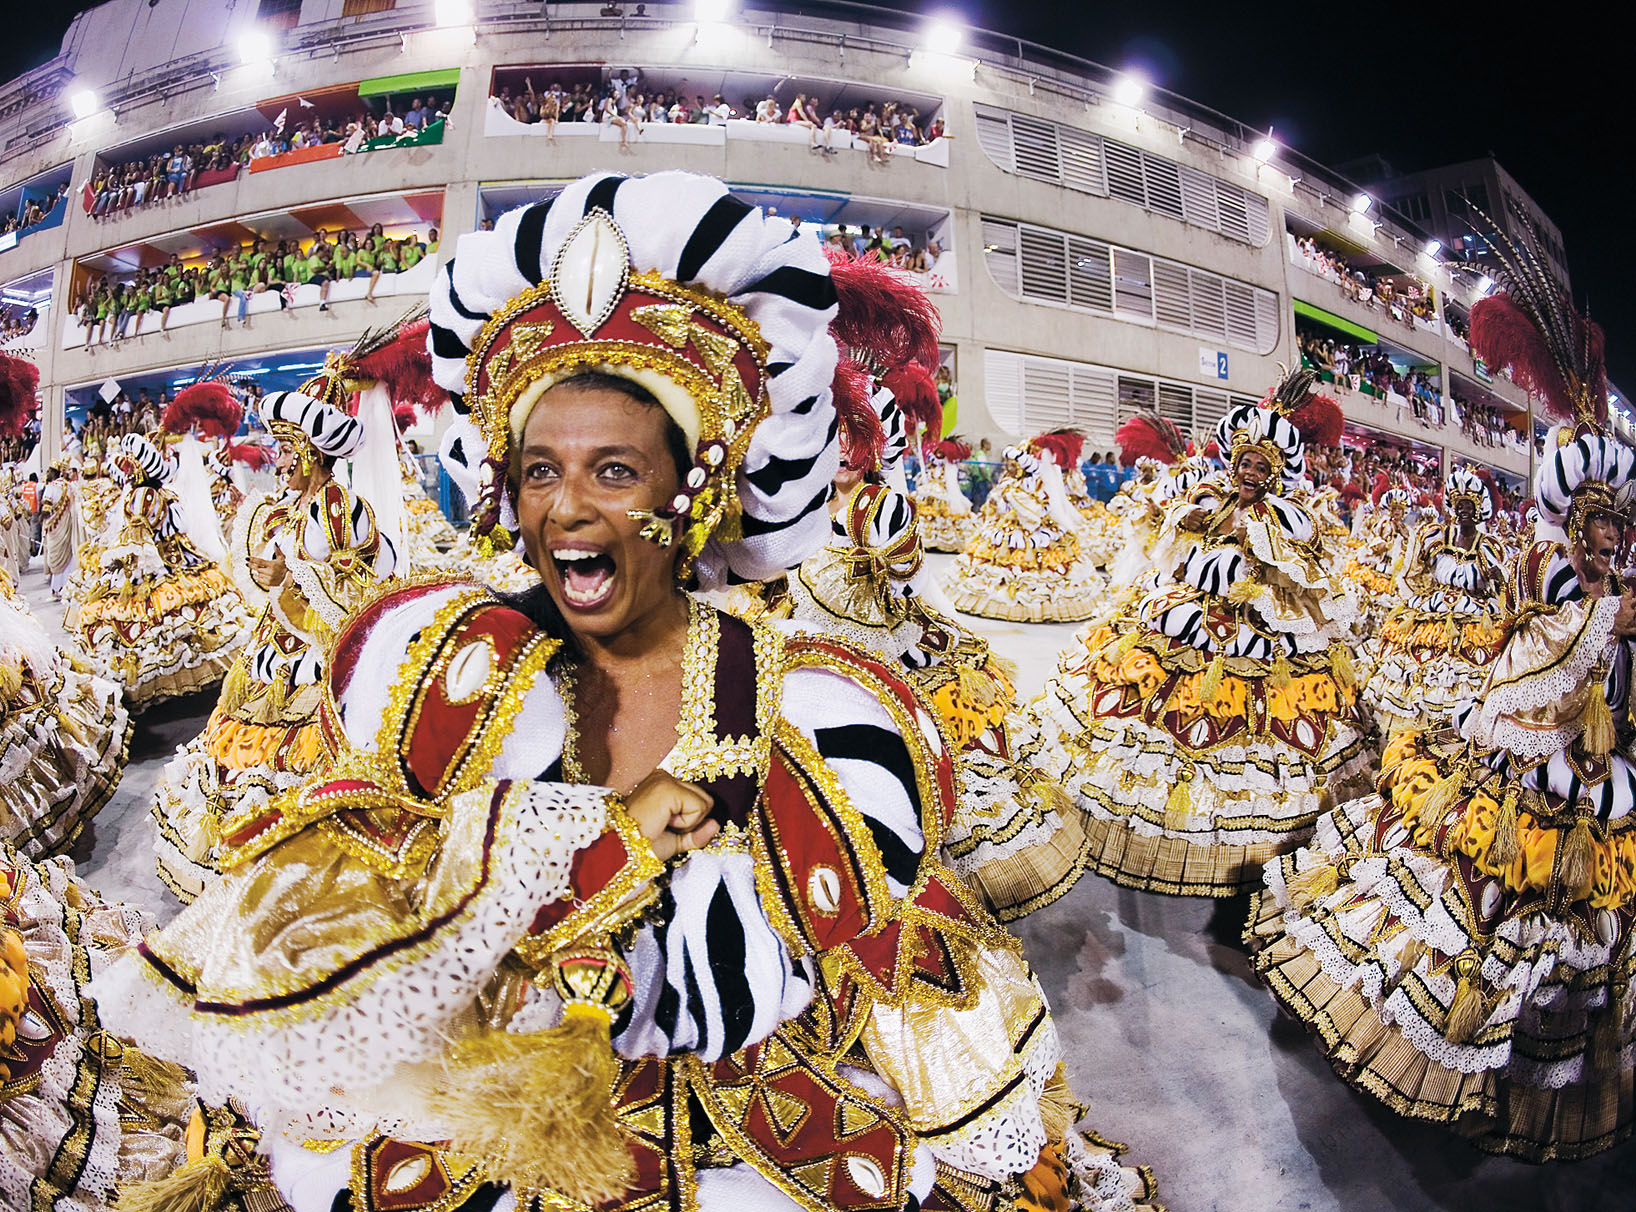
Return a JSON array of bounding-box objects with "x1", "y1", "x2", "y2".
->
[{"x1": 95, "y1": 171, "x2": 1161, "y2": 1212}]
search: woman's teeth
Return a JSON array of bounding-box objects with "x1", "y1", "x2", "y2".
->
[{"x1": 552, "y1": 549, "x2": 618, "y2": 608}]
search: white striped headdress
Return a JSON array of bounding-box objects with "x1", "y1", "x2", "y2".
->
[
  {"x1": 263, "y1": 389, "x2": 365, "y2": 460},
  {"x1": 1443, "y1": 466, "x2": 1493, "y2": 521},
  {"x1": 1535, "y1": 426, "x2": 1636, "y2": 537},
  {"x1": 112, "y1": 433, "x2": 168, "y2": 484},
  {"x1": 427, "y1": 171, "x2": 840, "y2": 587},
  {"x1": 1215, "y1": 402, "x2": 1305, "y2": 491}
]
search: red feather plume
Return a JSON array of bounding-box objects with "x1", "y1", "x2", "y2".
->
[
  {"x1": 352, "y1": 317, "x2": 445, "y2": 419},
  {"x1": 1470, "y1": 293, "x2": 1606, "y2": 424},
  {"x1": 393, "y1": 401, "x2": 418, "y2": 435},
  {"x1": 881, "y1": 364, "x2": 942, "y2": 438},
  {"x1": 0, "y1": 353, "x2": 40, "y2": 438},
  {"x1": 1202, "y1": 438, "x2": 1221, "y2": 461},
  {"x1": 163, "y1": 381, "x2": 243, "y2": 440},
  {"x1": 1286, "y1": 392, "x2": 1344, "y2": 448},
  {"x1": 1032, "y1": 428, "x2": 1085, "y2": 469},
  {"x1": 824, "y1": 250, "x2": 941, "y2": 375},
  {"x1": 928, "y1": 435, "x2": 972, "y2": 462},
  {"x1": 1370, "y1": 472, "x2": 1390, "y2": 507},
  {"x1": 226, "y1": 440, "x2": 274, "y2": 469},
  {"x1": 1340, "y1": 480, "x2": 1365, "y2": 503},
  {"x1": 1115, "y1": 412, "x2": 1185, "y2": 466},
  {"x1": 831, "y1": 358, "x2": 885, "y2": 473}
]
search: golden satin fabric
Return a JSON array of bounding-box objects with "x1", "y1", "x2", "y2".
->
[
  {"x1": 1480, "y1": 598, "x2": 1602, "y2": 738},
  {"x1": 858, "y1": 941, "x2": 1045, "y2": 1135}
]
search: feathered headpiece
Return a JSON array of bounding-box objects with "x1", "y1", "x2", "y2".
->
[
  {"x1": 163, "y1": 379, "x2": 243, "y2": 440},
  {"x1": 880, "y1": 363, "x2": 942, "y2": 438},
  {"x1": 225, "y1": 440, "x2": 274, "y2": 469},
  {"x1": 351, "y1": 314, "x2": 445, "y2": 421},
  {"x1": 1285, "y1": 390, "x2": 1344, "y2": 449},
  {"x1": 1115, "y1": 411, "x2": 1186, "y2": 466},
  {"x1": 1466, "y1": 209, "x2": 1630, "y2": 538},
  {"x1": 824, "y1": 250, "x2": 941, "y2": 376},
  {"x1": 1444, "y1": 466, "x2": 1493, "y2": 521},
  {"x1": 1031, "y1": 428, "x2": 1085, "y2": 469},
  {"x1": 834, "y1": 360, "x2": 887, "y2": 473},
  {"x1": 928, "y1": 435, "x2": 971, "y2": 463},
  {"x1": 0, "y1": 353, "x2": 39, "y2": 438}
]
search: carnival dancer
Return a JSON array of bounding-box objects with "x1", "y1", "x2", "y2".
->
[
  {"x1": 1249, "y1": 258, "x2": 1636, "y2": 1160},
  {"x1": 1103, "y1": 415, "x2": 1187, "y2": 590},
  {"x1": 915, "y1": 434, "x2": 975, "y2": 552},
  {"x1": 96, "y1": 172, "x2": 1159, "y2": 1212},
  {"x1": 1021, "y1": 369, "x2": 1371, "y2": 896},
  {"x1": 944, "y1": 429, "x2": 1107, "y2": 622},
  {"x1": 1344, "y1": 475, "x2": 1414, "y2": 637},
  {"x1": 38, "y1": 461, "x2": 76, "y2": 600},
  {"x1": 151, "y1": 378, "x2": 399, "y2": 902},
  {"x1": 1, "y1": 845, "x2": 190, "y2": 1212},
  {"x1": 1358, "y1": 467, "x2": 1509, "y2": 734},
  {"x1": 1, "y1": 569, "x2": 131, "y2": 856},
  {"x1": 68, "y1": 433, "x2": 249, "y2": 710},
  {"x1": 0, "y1": 468, "x2": 21, "y2": 583}
]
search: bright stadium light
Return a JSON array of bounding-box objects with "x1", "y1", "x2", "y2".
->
[
  {"x1": 924, "y1": 16, "x2": 963, "y2": 55},
  {"x1": 435, "y1": 0, "x2": 475, "y2": 26},
  {"x1": 695, "y1": 0, "x2": 732, "y2": 20},
  {"x1": 1111, "y1": 72, "x2": 1147, "y2": 107},
  {"x1": 1351, "y1": 192, "x2": 1373, "y2": 214},
  {"x1": 1251, "y1": 136, "x2": 1277, "y2": 163},
  {"x1": 68, "y1": 88, "x2": 101, "y2": 119},
  {"x1": 1424, "y1": 238, "x2": 1441, "y2": 256},
  {"x1": 1477, "y1": 274, "x2": 1494, "y2": 294},
  {"x1": 239, "y1": 31, "x2": 272, "y2": 65}
]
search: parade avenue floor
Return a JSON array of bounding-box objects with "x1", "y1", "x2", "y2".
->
[{"x1": 18, "y1": 553, "x2": 1627, "y2": 1212}]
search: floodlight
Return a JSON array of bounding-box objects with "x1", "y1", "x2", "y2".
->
[
  {"x1": 1251, "y1": 137, "x2": 1277, "y2": 163},
  {"x1": 695, "y1": 0, "x2": 732, "y2": 22},
  {"x1": 1111, "y1": 73, "x2": 1146, "y2": 107},
  {"x1": 924, "y1": 17, "x2": 963, "y2": 55},
  {"x1": 1351, "y1": 193, "x2": 1373, "y2": 214},
  {"x1": 69, "y1": 88, "x2": 100, "y2": 119},
  {"x1": 1424, "y1": 239, "x2": 1441, "y2": 256},
  {"x1": 435, "y1": 0, "x2": 475, "y2": 26},
  {"x1": 1477, "y1": 275, "x2": 1493, "y2": 293},
  {"x1": 238, "y1": 31, "x2": 272, "y2": 65}
]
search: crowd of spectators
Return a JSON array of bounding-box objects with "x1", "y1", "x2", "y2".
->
[
  {"x1": 816, "y1": 222, "x2": 942, "y2": 273},
  {"x1": 1292, "y1": 235, "x2": 1437, "y2": 326},
  {"x1": 1299, "y1": 332, "x2": 1445, "y2": 424},
  {"x1": 72, "y1": 223, "x2": 438, "y2": 344},
  {"x1": 1453, "y1": 396, "x2": 1513, "y2": 448},
  {"x1": 1, "y1": 306, "x2": 41, "y2": 344},
  {"x1": 2, "y1": 183, "x2": 71, "y2": 237},
  {"x1": 491, "y1": 71, "x2": 944, "y2": 159},
  {"x1": 85, "y1": 95, "x2": 451, "y2": 221}
]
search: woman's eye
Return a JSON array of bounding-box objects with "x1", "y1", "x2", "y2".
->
[
  {"x1": 522, "y1": 462, "x2": 558, "y2": 484},
  {"x1": 598, "y1": 461, "x2": 638, "y2": 483}
]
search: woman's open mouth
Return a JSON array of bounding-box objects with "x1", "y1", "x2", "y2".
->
[{"x1": 551, "y1": 544, "x2": 619, "y2": 610}]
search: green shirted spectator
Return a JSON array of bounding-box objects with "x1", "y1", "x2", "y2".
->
[
  {"x1": 332, "y1": 243, "x2": 356, "y2": 280},
  {"x1": 397, "y1": 239, "x2": 423, "y2": 270}
]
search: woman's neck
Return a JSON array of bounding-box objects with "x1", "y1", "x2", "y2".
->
[{"x1": 576, "y1": 591, "x2": 692, "y2": 673}]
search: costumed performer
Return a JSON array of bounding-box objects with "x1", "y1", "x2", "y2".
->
[
  {"x1": 1021, "y1": 368, "x2": 1370, "y2": 896},
  {"x1": 943, "y1": 430, "x2": 1106, "y2": 623},
  {"x1": 1248, "y1": 242, "x2": 1636, "y2": 1161},
  {"x1": 95, "y1": 173, "x2": 1159, "y2": 1212},
  {"x1": 1359, "y1": 467, "x2": 1508, "y2": 734},
  {"x1": 151, "y1": 373, "x2": 400, "y2": 902},
  {"x1": 915, "y1": 434, "x2": 975, "y2": 553},
  {"x1": 1344, "y1": 476, "x2": 1414, "y2": 638},
  {"x1": 68, "y1": 433, "x2": 249, "y2": 711}
]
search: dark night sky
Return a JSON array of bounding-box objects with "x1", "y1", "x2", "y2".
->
[{"x1": 6, "y1": 3, "x2": 1630, "y2": 387}]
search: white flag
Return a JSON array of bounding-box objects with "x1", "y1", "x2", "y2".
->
[{"x1": 274, "y1": 108, "x2": 287, "y2": 132}]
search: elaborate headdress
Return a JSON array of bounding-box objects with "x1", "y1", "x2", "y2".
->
[
  {"x1": 1115, "y1": 410, "x2": 1186, "y2": 467},
  {"x1": 262, "y1": 388, "x2": 365, "y2": 469},
  {"x1": 111, "y1": 433, "x2": 167, "y2": 485},
  {"x1": 162, "y1": 374, "x2": 243, "y2": 441},
  {"x1": 1029, "y1": 428, "x2": 1085, "y2": 470},
  {"x1": 1214, "y1": 366, "x2": 1316, "y2": 491},
  {"x1": 1444, "y1": 466, "x2": 1493, "y2": 521},
  {"x1": 0, "y1": 353, "x2": 39, "y2": 438},
  {"x1": 926, "y1": 435, "x2": 971, "y2": 463},
  {"x1": 1468, "y1": 214, "x2": 1628, "y2": 541},
  {"x1": 429, "y1": 172, "x2": 840, "y2": 584}
]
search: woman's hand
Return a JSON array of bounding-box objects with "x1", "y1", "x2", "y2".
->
[
  {"x1": 1175, "y1": 505, "x2": 1210, "y2": 532},
  {"x1": 626, "y1": 770, "x2": 720, "y2": 860},
  {"x1": 248, "y1": 554, "x2": 286, "y2": 587}
]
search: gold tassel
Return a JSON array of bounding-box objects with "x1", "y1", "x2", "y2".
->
[
  {"x1": 1286, "y1": 861, "x2": 1338, "y2": 909},
  {"x1": 428, "y1": 1007, "x2": 634, "y2": 1207},
  {"x1": 1330, "y1": 642, "x2": 1356, "y2": 689},
  {"x1": 1037, "y1": 1063, "x2": 1084, "y2": 1144},
  {"x1": 1199, "y1": 650, "x2": 1226, "y2": 701},
  {"x1": 114, "y1": 1156, "x2": 232, "y2": 1212},
  {"x1": 1227, "y1": 578, "x2": 1257, "y2": 607},
  {"x1": 1443, "y1": 612, "x2": 1458, "y2": 650},
  {"x1": 1446, "y1": 973, "x2": 1492, "y2": 1045},
  {"x1": 1418, "y1": 765, "x2": 1467, "y2": 820},
  {"x1": 1591, "y1": 984, "x2": 1627, "y2": 1069},
  {"x1": 1582, "y1": 680, "x2": 1615, "y2": 758},
  {"x1": 1490, "y1": 791, "x2": 1521, "y2": 869},
  {"x1": 1269, "y1": 650, "x2": 1293, "y2": 690},
  {"x1": 1559, "y1": 816, "x2": 1598, "y2": 903},
  {"x1": 1163, "y1": 771, "x2": 1193, "y2": 832},
  {"x1": 116, "y1": 1044, "x2": 192, "y2": 1097},
  {"x1": 218, "y1": 660, "x2": 248, "y2": 712}
]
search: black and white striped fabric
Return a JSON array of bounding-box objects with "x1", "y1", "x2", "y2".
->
[
  {"x1": 1443, "y1": 466, "x2": 1493, "y2": 521},
  {"x1": 427, "y1": 171, "x2": 841, "y2": 587},
  {"x1": 264, "y1": 390, "x2": 364, "y2": 459},
  {"x1": 1216, "y1": 402, "x2": 1305, "y2": 490},
  {"x1": 117, "y1": 433, "x2": 168, "y2": 483},
  {"x1": 872, "y1": 384, "x2": 908, "y2": 478},
  {"x1": 611, "y1": 660, "x2": 928, "y2": 1060},
  {"x1": 1535, "y1": 427, "x2": 1636, "y2": 529}
]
